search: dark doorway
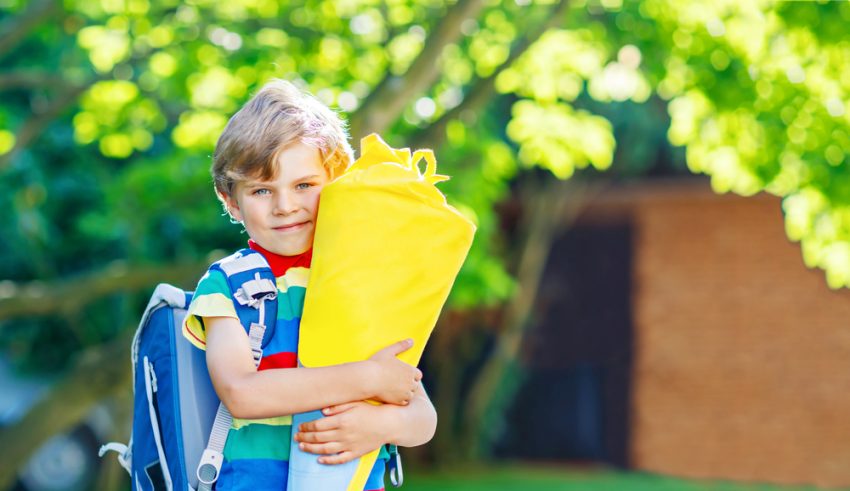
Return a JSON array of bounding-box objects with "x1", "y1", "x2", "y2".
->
[{"x1": 495, "y1": 221, "x2": 634, "y2": 467}]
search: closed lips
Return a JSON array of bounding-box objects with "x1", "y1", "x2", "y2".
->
[{"x1": 274, "y1": 222, "x2": 307, "y2": 231}]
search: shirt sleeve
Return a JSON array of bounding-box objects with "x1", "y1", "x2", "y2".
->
[{"x1": 182, "y1": 268, "x2": 238, "y2": 350}]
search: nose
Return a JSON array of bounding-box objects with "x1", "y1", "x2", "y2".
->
[{"x1": 273, "y1": 191, "x2": 299, "y2": 215}]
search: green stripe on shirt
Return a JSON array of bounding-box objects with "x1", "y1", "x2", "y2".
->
[
  {"x1": 224, "y1": 423, "x2": 292, "y2": 461},
  {"x1": 194, "y1": 269, "x2": 231, "y2": 297},
  {"x1": 277, "y1": 286, "x2": 306, "y2": 321}
]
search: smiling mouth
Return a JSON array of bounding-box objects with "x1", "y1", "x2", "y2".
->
[{"x1": 273, "y1": 222, "x2": 308, "y2": 232}]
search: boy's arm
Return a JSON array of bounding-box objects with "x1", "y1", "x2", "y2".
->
[
  {"x1": 294, "y1": 382, "x2": 437, "y2": 464},
  {"x1": 205, "y1": 316, "x2": 422, "y2": 419}
]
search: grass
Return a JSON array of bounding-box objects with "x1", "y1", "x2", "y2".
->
[{"x1": 399, "y1": 464, "x2": 843, "y2": 491}]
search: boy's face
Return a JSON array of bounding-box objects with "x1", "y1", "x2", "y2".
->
[{"x1": 225, "y1": 142, "x2": 329, "y2": 256}]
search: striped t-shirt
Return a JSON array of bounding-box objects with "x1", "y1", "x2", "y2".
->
[{"x1": 182, "y1": 244, "x2": 387, "y2": 491}]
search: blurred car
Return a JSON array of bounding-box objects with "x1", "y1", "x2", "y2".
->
[{"x1": 0, "y1": 358, "x2": 108, "y2": 491}]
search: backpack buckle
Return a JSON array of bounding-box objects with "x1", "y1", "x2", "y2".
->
[
  {"x1": 249, "y1": 322, "x2": 265, "y2": 366},
  {"x1": 234, "y1": 277, "x2": 277, "y2": 307}
]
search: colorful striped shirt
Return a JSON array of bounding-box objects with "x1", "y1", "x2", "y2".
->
[{"x1": 182, "y1": 245, "x2": 387, "y2": 491}]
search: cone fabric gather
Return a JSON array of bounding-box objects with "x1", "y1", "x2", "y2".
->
[{"x1": 287, "y1": 133, "x2": 476, "y2": 491}]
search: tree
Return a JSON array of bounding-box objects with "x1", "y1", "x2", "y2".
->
[{"x1": 1, "y1": 0, "x2": 848, "y2": 486}]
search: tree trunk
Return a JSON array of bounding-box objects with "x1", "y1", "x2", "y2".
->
[
  {"x1": 0, "y1": 260, "x2": 206, "y2": 321},
  {"x1": 0, "y1": 0, "x2": 60, "y2": 60},
  {"x1": 461, "y1": 177, "x2": 603, "y2": 459}
]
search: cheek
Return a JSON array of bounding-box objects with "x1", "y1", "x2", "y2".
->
[{"x1": 308, "y1": 188, "x2": 323, "y2": 219}]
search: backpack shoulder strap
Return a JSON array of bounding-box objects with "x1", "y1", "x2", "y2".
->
[
  {"x1": 210, "y1": 248, "x2": 278, "y2": 345},
  {"x1": 197, "y1": 248, "x2": 278, "y2": 490}
]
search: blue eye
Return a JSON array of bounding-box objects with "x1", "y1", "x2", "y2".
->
[
  {"x1": 296, "y1": 182, "x2": 313, "y2": 190},
  {"x1": 253, "y1": 188, "x2": 271, "y2": 196}
]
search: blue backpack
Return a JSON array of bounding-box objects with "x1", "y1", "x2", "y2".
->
[
  {"x1": 99, "y1": 249, "x2": 403, "y2": 490},
  {"x1": 99, "y1": 249, "x2": 279, "y2": 490}
]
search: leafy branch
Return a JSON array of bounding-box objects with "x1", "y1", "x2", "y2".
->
[
  {"x1": 348, "y1": 0, "x2": 487, "y2": 140},
  {"x1": 0, "y1": 78, "x2": 99, "y2": 168},
  {"x1": 412, "y1": 0, "x2": 572, "y2": 150}
]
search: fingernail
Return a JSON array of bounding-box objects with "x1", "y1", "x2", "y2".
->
[
  {"x1": 322, "y1": 408, "x2": 330, "y2": 414},
  {"x1": 406, "y1": 338, "x2": 413, "y2": 345},
  {"x1": 299, "y1": 443, "x2": 305, "y2": 449}
]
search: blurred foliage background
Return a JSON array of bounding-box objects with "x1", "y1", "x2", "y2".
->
[{"x1": 0, "y1": 0, "x2": 849, "y2": 489}]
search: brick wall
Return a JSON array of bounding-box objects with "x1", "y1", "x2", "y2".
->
[{"x1": 625, "y1": 183, "x2": 850, "y2": 487}]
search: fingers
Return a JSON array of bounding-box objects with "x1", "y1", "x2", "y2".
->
[
  {"x1": 298, "y1": 416, "x2": 338, "y2": 433},
  {"x1": 400, "y1": 389, "x2": 415, "y2": 406},
  {"x1": 383, "y1": 387, "x2": 418, "y2": 406},
  {"x1": 377, "y1": 338, "x2": 414, "y2": 357},
  {"x1": 318, "y1": 451, "x2": 356, "y2": 465},
  {"x1": 298, "y1": 441, "x2": 344, "y2": 456},
  {"x1": 401, "y1": 392, "x2": 419, "y2": 405},
  {"x1": 322, "y1": 402, "x2": 358, "y2": 416},
  {"x1": 295, "y1": 429, "x2": 339, "y2": 444}
]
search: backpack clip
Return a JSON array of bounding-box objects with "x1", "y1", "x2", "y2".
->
[
  {"x1": 98, "y1": 442, "x2": 132, "y2": 474},
  {"x1": 388, "y1": 444, "x2": 403, "y2": 487},
  {"x1": 196, "y1": 448, "x2": 224, "y2": 488}
]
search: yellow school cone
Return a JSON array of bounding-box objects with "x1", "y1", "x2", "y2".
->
[{"x1": 287, "y1": 134, "x2": 475, "y2": 490}]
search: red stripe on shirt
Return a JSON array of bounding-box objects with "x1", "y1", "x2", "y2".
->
[
  {"x1": 258, "y1": 351, "x2": 297, "y2": 370},
  {"x1": 187, "y1": 325, "x2": 206, "y2": 347}
]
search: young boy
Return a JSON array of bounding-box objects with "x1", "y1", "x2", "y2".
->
[{"x1": 182, "y1": 79, "x2": 437, "y2": 490}]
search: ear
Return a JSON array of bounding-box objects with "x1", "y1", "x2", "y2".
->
[{"x1": 218, "y1": 191, "x2": 243, "y2": 223}]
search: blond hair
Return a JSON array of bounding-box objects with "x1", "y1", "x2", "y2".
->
[{"x1": 212, "y1": 79, "x2": 353, "y2": 198}]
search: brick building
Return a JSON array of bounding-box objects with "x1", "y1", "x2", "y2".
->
[{"x1": 501, "y1": 179, "x2": 850, "y2": 487}]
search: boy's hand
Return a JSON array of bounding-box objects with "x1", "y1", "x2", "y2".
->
[
  {"x1": 367, "y1": 339, "x2": 422, "y2": 405},
  {"x1": 294, "y1": 402, "x2": 387, "y2": 464}
]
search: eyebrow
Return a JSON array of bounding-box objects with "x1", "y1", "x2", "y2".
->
[{"x1": 243, "y1": 174, "x2": 322, "y2": 186}]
